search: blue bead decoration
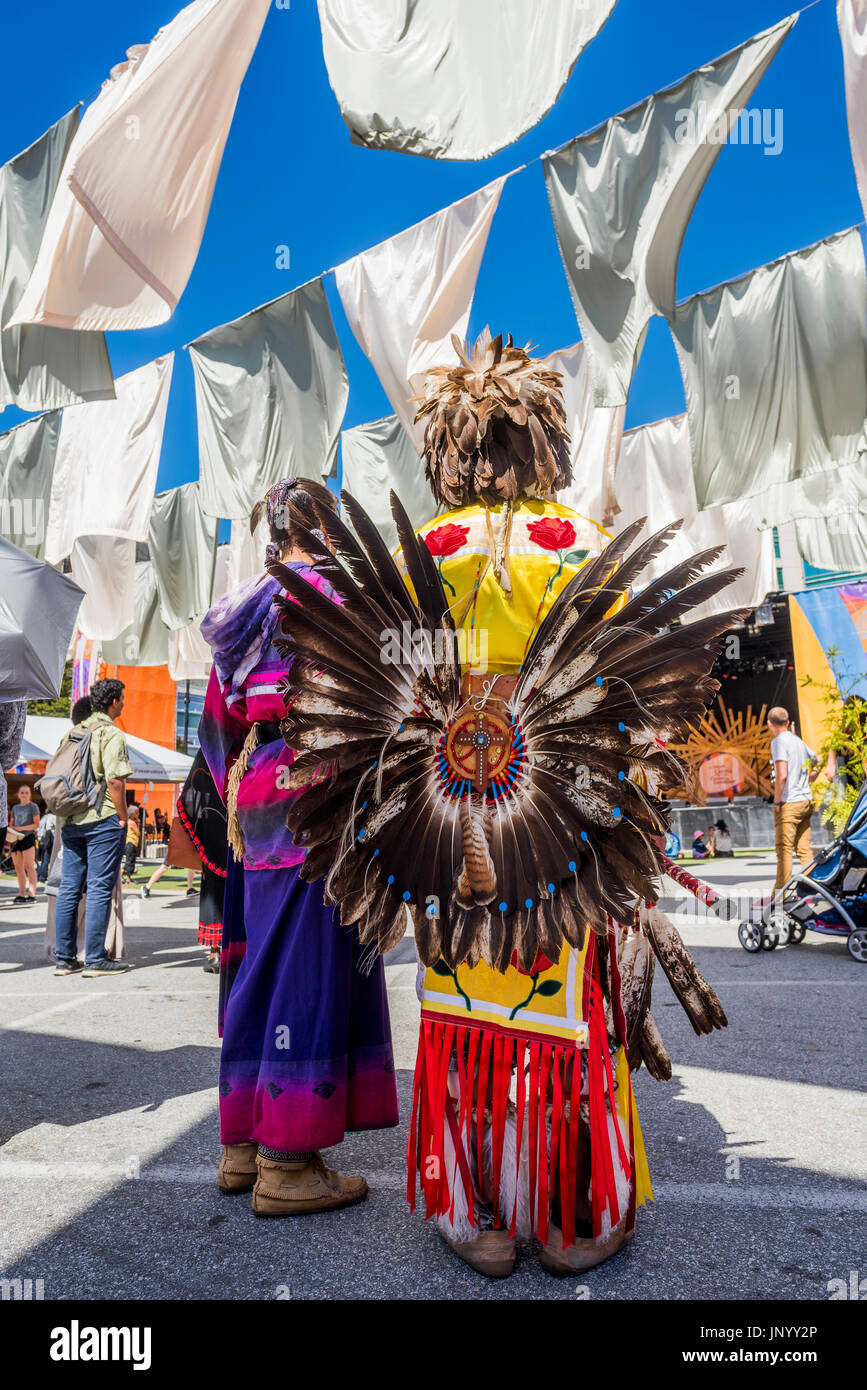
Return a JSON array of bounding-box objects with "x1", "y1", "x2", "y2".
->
[
  {"x1": 580, "y1": 831, "x2": 589, "y2": 842},
  {"x1": 357, "y1": 828, "x2": 366, "y2": 840},
  {"x1": 402, "y1": 891, "x2": 411, "y2": 901},
  {"x1": 595, "y1": 676, "x2": 603, "y2": 686},
  {"x1": 547, "y1": 882, "x2": 556, "y2": 893},
  {"x1": 498, "y1": 901, "x2": 508, "y2": 912},
  {"x1": 568, "y1": 859, "x2": 577, "y2": 871},
  {"x1": 372, "y1": 848, "x2": 379, "y2": 858},
  {"x1": 387, "y1": 875, "x2": 395, "y2": 885},
  {"x1": 613, "y1": 807, "x2": 621, "y2": 818},
  {"x1": 618, "y1": 771, "x2": 625, "y2": 781},
  {"x1": 525, "y1": 897, "x2": 533, "y2": 909},
  {"x1": 618, "y1": 722, "x2": 626, "y2": 732}
]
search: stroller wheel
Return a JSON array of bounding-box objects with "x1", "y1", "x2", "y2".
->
[
  {"x1": 738, "y1": 921, "x2": 763, "y2": 953},
  {"x1": 788, "y1": 921, "x2": 807, "y2": 945},
  {"x1": 766, "y1": 911, "x2": 791, "y2": 946},
  {"x1": 847, "y1": 927, "x2": 867, "y2": 963}
]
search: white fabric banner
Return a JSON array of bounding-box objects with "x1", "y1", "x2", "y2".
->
[
  {"x1": 168, "y1": 544, "x2": 230, "y2": 681},
  {"x1": 45, "y1": 356, "x2": 173, "y2": 564},
  {"x1": 167, "y1": 544, "x2": 230, "y2": 682},
  {"x1": 545, "y1": 342, "x2": 625, "y2": 528},
  {"x1": 8, "y1": 0, "x2": 269, "y2": 332},
  {"x1": 191, "y1": 278, "x2": 348, "y2": 519},
  {"x1": 317, "y1": 0, "x2": 616, "y2": 161},
  {"x1": 615, "y1": 414, "x2": 775, "y2": 617},
  {"x1": 335, "y1": 180, "x2": 504, "y2": 445},
  {"x1": 341, "y1": 414, "x2": 435, "y2": 548},
  {"x1": 69, "y1": 535, "x2": 137, "y2": 642},
  {"x1": 0, "y1": 110, "x2": 114, "y2": 412},
  {"x1": 544, "y1": 16, "x2": 795, "y2": 406},
  {"x1": 839, "y1": 1, "x2": 867, "y2": 223},
  {"x1": 226, "y1": 517, "x2": 267, "y2": 592},
  {"x1": 671, "y1": 228, "x2": 867, "y2": 525},
  {"x1": 101, "y1": 560, "x2": 170, "y2": 668}
]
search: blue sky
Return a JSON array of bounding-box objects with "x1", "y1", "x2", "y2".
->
[{"x1": 1, "y1": 0, "x2": 861, "y2": 500}]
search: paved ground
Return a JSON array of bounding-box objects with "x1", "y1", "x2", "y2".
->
[{"x1": 0, "y1": 855, "x2": 864, "y2": 1301}]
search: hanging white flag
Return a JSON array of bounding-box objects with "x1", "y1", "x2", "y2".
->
[
  {"x1": 317, "y1": 0, "x2": 616, "y2": 161},
  {"x1": 544, "y1": 15, "x2": 796, "y2": 406},
  {"x1": 45, "y1": 356, "x2": 173, "y2": 564},
  {"x1": 69, "y1": 535, "x2": 138, "y2": 643},
  {"x1": 9, "y1": 0, "x2": 270, "y2": 332},
  {"x1": 335, "y1": 179, "x2": 505, "y2": 445},
  {"x1": 168, "y1": 545, "x2": 230, "y2": 682},
  {"x1": 615, "y1": 413, "x2": 774, "y2": 616},
  {"x1": 544, "y1": 342, "x2": 624, "y2": 529},
  {"x1": 341, "y1": 415, "x2": 435, "y2": 549},
  {"x1": 671, "y1": 228, "x2": 867, "y2": 525},
  {"x1": 839, "y1": 1, "x2": 867, "y2": 223}
]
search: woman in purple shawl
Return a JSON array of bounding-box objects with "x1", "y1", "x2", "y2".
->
[{"x1": 199, "y1": 477, "x2": 398, "y2": 1216}]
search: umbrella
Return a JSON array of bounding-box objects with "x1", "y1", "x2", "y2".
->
[{"x1": 0, "y1": 537, "x2": 83, "y2": 700}]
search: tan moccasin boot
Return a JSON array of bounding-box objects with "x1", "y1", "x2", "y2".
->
[
  {"x1": 538, "y1": 1218, "x2": 631, "y2": 1276},
  {"x1": 218, "y1": 1142, "x2": 258, "y2": 1194},
  {"x1": 439, "y1": 1227, "x2": 517, "y2": 1278},
  {"x1": 251, "y1": 1150, "x2": 368, "y2": 1217}
]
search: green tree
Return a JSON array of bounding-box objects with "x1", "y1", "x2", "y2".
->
[{"x1": 27, "y1": 659, "x2": 73, "y2": 720}]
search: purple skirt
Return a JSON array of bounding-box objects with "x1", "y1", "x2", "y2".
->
[{"x1": 218, "y1": 857, "x2": 398, "y2": 1150}]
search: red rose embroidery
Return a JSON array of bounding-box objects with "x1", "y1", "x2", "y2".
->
[
  {"x1": 509, "y1": 948, "x2": 553, "y2": 977},
  {"x1": 424, "y1": 523, "x2": 469, "y2": 558},
  {"x1": 527, "y1": 517, "x2": 577, "y2": 552}
]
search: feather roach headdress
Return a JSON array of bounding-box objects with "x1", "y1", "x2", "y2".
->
[
  {"x1": 269, "y1": 491, "x2": 746, "y2": 1022},
  {"x1": 414, "y1": 328, "x2": 573, "y2": 508}
]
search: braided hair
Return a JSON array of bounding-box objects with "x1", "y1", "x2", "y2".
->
[{"x1": 250, "y1": 476, "x2": 337, "y2": 567}]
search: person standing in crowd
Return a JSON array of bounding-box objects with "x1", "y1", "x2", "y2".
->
[
  {"x1": 140, "y1": 854, "x2": 195, "y2": 898},
  {"x1": 37, "y1": 808, "x2": 56, "y2": 882},
  {"x1": 710, "y1": 818, "x2": 734, "y2": 857},
  {"x1": 9, "y1": 784, "x2": 40, "y2": 903},
  {"x1": 768, "y1": 705, "x2": 820, "y2": 894},
  {"x1": 199, "y1": 477, "x2": 397, "y2": 1216},
  {"x1": 0, "y1": 699, "x2": 27, "y2": 865},
  {"x1": 122, "y1": 806, "x2": 141, "y2": 885},
  {"x1": 53, "y1": 679, "x2": 131, "y2": 977},
  {"x1": 172, "y1": 750, "x2": 228, "y2": 975}
]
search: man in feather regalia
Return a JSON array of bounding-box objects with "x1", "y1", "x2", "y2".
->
[{"x1": 270, "y1": 330, "x2": 740, "y2": 1277}]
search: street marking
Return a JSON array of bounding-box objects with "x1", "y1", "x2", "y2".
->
[
  {"x1": 0, "y1": 927, "x2": 45, "y2": 940},
  {"x1": 0, "y1": 1162, "x2": 862, "y2": 1210},
  {"x1": 0, "y1": 997, "x2": 92, "y2": 1030}
]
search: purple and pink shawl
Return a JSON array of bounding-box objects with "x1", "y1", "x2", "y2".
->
[{"x1": 199, "y1": 563, "x2": 334, "y2": 872}]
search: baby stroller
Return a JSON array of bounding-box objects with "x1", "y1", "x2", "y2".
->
[{"x1": 738, "y1": 781, "x2": 867, "y2": 961}]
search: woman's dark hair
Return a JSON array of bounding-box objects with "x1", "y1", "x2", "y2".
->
[
  {"x1": 250, "y1": 476, "x2": 338, "y2": 566},
  {"x1": 71, "y1": 695, "x2": 93, "y2": 725},
  {"x1": 89, "y1": 679, "x2": 125, "y2": 714},
  {"x1": 715, "y1": 819, "x2": 730, "y2": 832}
]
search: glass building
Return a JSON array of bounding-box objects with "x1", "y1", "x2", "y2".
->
[{"x1": 175, "y1": 679, "x2": 209, "y2": 755}]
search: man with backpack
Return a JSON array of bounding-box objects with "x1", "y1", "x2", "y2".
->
[{"x1": 43, "y1": 679, "x2": 132, "y2": 977}]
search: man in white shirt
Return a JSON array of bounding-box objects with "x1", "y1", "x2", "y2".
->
[{"x1": 768, "y1": 706, "x2": 820, "y2": 892}]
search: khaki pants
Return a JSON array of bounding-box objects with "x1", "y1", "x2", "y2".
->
[{"x1": 773, "y1": 800, "x2": 813, "y2": 892}]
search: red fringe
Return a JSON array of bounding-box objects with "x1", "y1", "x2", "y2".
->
[{"x1": 407, "y1": 994, "x2": 632, "y2": 1245}]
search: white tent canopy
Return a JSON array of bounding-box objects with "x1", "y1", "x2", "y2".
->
[{"x1": 19, "y1": 716, "x2": 192, "y2": 784}]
